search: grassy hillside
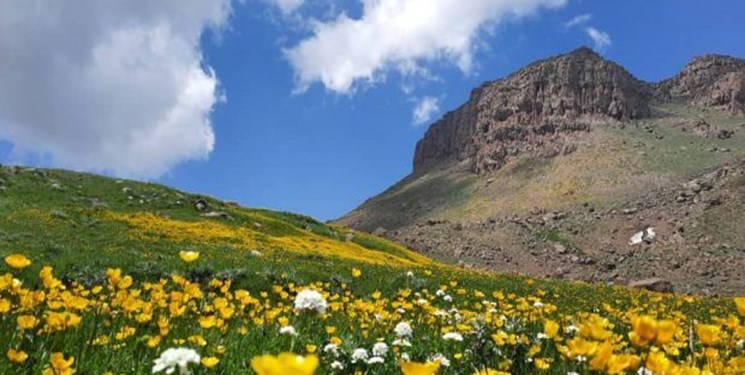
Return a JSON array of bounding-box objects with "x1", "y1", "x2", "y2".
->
[
  {"x1": 0, "y1": 166, "x2": 744, "y2": 374},
  {"x1": 338, "y1": 104, "x2": 745, "y2": 295}
]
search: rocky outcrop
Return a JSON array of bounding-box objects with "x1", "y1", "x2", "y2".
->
[
  {"x1": 413, "y1": 47, "x2": 653, "y2": 174},
  {"x1": 658, "y1": 54, "x2": 745, "y2": 114},
  {"x1": 413, "y1": 48, "x2": 745, "y2": 175}
]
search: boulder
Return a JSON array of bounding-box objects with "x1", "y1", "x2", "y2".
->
[{"x1": 628, "y1": 278, "x2": 674, "y2": 293}]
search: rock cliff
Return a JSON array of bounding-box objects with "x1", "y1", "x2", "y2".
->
[{"x1": 413, "y1": 47, "x2": 745, "y2": 175}]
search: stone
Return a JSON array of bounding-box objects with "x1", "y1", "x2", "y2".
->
[
  {"x1": 194, "y1": 199, "x2": 208, "y2": 211},
  {"x1": 628, "y1": 278, "x2": 674, "y2": 293}
]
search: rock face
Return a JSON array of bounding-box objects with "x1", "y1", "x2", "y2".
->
[
  {"x1": 413, "y1": 48, "x2": 745, "y2": 175},
  {"x1": 413, "y1": 47, "x2": 653, "y2": 174},
  {"x1": 658, "y1": 54, "x2": 745, "y2": 114}
]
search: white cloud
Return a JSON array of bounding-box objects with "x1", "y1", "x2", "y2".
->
[
  {"x1": 0, "y1": 0, "x2": 232, "y2": 178},
  {"x1": 412, "y1": 97, "x2": 440, "y2": 126},
  {"x1": 585, "y1": 26, "x2": 611, "y2": 50},
  {"x1": 563, "y1": 13, "x2": 591, "y2": 28},
  {"x1": 264, "y1": 0, "x2": 305, "y2": 14},
  {"x1": 286, "y1": 0, "x2": 568, "y2": 94}
]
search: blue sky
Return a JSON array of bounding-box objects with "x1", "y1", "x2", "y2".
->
[{"x1": 1, "y1": 0, "x2": 744, "y2": 221}]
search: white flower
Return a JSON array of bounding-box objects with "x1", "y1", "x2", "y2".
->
[
  {"x1": 250, "y1": 250, "x2": 263, "y2": 257},
  {"x1": 536, "y1": 333, "x2": 548, "y2": 340},
  {"x1": 436, "y1": 289, "x2": 445, "y2": 297},
  {"x1": 323, "y1": 343, "x2": 339, "y2": 355},
  {"x1": 406, "y1": 271, "x2": 414, "y2": 278},
  {"x1": 394, "y1": 322, "x2": 413, "y2": 338},
  {"x1": 392, "y1": 338, "x2": 412, "y2": 347},
  {"x1": 533, "y1": 301, "x2": 544, "y2": 308},
  {"x1": 351, "y1": 348, "x2": 369, "y2": 363},
  {"x1": 372, "y1": 342, "x2": 388, "y2": 356},
  {"x1": 443, "y1": 295, "x2": 453, "y2": 302},
  {"x1": 396, "y1": 308, "x2": 406, "y2": 314},
  {"x1": 566, "y1": 325, "x2": 579, "y2": 334},
  {"x1": 568, "y1": 372, "x2": 580, "y2": 375},
  {"x1": 637, "y1": 368, "x2": 654, "y2": 375},
  {"x1": 430, "y1": 354, "x2": 450, "y2": 367},
  {"x1": 152, "y1": 347, "x2": 200, "y2": 375},
  {"x1": 442, "y1": 332, "x2": 463, "y2": 341},
  {"x1": 400, "y1": 353, "x2": 411, "y2": 362},
  {"x1": 279, "y1": 325, "x2": 297, "y2": 336},
  {"x1": 417, "y1": 298, "x2": 428, "y2": 305},
  {"x1": 294, "y1": 289, "x2": 328, "y2": 314},
  {"x1": 330, "y1": 361, "x2": 344, "y2": 370},
  {"x1": 367, "y1": 356, "x2": 385, "y2": 365}
]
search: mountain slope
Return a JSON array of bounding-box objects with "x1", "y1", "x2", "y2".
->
[
  {"x1": 0, "y1": 165, "x2": 431, "y2": 286},
  {"x1": 338, "y1": 48, "x2": 745, "y2": 296}
]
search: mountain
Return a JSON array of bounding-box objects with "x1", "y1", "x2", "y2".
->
[{"x1": 337, "y1": 47, "x2": 745, "y2": 296}]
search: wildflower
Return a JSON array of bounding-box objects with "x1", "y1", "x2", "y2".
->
[
  {"x1": 351, "y1": 348, "x2": 369, "y2": 363},
  {"x1": 399, "y1": 360, "x2": 440, "y2": 375},
  {"x1": 430, "y1": 354, "x2": 450, "y2": 367},
  {"x1": 323, "y1": 343, "x2": 339, "y2": 355},
  {"x1": 629, "y1": 315, "x2": 676, "y2": 346},
  {"x1": 7, "y1": 348, "x2": 28, "y2": 364},
  {"x1": 735, "y1": 297, "x2": 745, "y2": 316},
  {"x1": 294, "y1": 289, "x2": 327, "y2": 314},
  {"x1": 351, "y1": 268, "x2": 362, "y2": 278},
  {"x1": 201, "y1": 357, "x2": 219, "y2": 368},
  {"x1": 152, "y1": 347, "x2": 201, "y2": 374},
  {"x1": 17, "y1": 314, "x2": 38, "y2": 330},
  {"x1": 250, "y1": 353, "x2": 318, "y2": 375},
  {"x1": 442, "y1": 332, "x2": 464, "y2": 341},
  {"x1": 696, "y1": 324, "x2": 721, "y2": 346},
  {"x1": 395, "y1": 322, "x2": 413, "y2": 338},
  {"x1": 279, "y1": 325, "x2": 297, "y2": 336},
  {"x1": 330, "y1": 361, "x2": 344, "y2": 370},
  {"x1": 4, "y1": 254, "x2": 31, "y2": 269},
  {"x1": 372, "y1": 342, "x2": 388, "y2": 356},
  {"x1": 45, "y1": 353, "x2": 75, "y2": 375},
  {"x1": 367, "y1": 356, "x2": 385, "y2": 364},
  {"x1": 406, "y1": 271, "x2": 415, "y2": 278},
  {"x1": 178, "y1": 251, "x2": 200, "y2": 263}
]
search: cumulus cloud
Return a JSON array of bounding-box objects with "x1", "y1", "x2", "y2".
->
[
  {"x1": 563, "y1": 13, "x2": 591, "y2": 28},
  {"x1": 263, "y1": 0, "x2": 305, "y2": 14},
  {"x1": 286, "y1": 0, "x2": 568, "y2": 94},
  {"x1": 412, "y1": 97, "x2": 440, "y2": 126},
  {"x1": 585, "y1": 26, "x2": 612, "y2": 50},
  {"x1": 0, "y1": 0, "x2": 232, "y2": 178}
]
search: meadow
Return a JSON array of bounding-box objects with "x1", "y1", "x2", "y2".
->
[{"x1": 1, "y1": 166, "x2": 744, "y2": 374}]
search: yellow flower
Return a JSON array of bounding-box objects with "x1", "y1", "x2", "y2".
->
[
  {"x1": 202, "y1": 357, "x2": 220, "y2": 368},
  {"x1": 179, "y1": 251, "x2": 200, "y2": 263},
  {"x1": 7, "y1": 348, "x2": 28, "y2": 364},
  {"x1": 696, "y1": 324, "x2": 721, "y2": 346},
  {"x1": 735, "y1": 297, "x2": 745, "y2": 316},
  {"x1": 250, "y1": 353, "x2": 318, "y2": 375},
  {"x1": 472, "y1": 369, "x2": 510, "y2": 375},
  {"x1": 629, "y1": 315, "x2": 677, "y2": 346},
  {"x1": 351, "y1": 268, "x2": 362, "y2": 278},
  {"x1": 4, "y1": 254, "x2": 31, "y2": 269},
  {"x1": 147, "y1": 335, "x2": 161, "y2": 348},
  {"x1": 589, "y1": 341, "x2": 613, "y2": 371},
  {"x1": 534, "y1": 358, "x2": 550, "y2": 370},
  {"x1": 400, "y1": 360, "x2": 440, "y2": 375},
  {"x1": 305, "y1": 345, "x2": 317, "y2": 354},
  {"x1": 46, "y1": 352, "x2": 75, "y2": 375},
  {"x1": 17, "y1": 315, "x2": 38, "y2": 330},
  {"x1": 543, "y1": 319, "x2": 560, "y2": 339}
]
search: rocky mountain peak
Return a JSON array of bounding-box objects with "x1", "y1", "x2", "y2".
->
[
  {"x1": 414, "y1": 47, "x2": 652, "y2": 174},
  {"x1": 659, "y1": 54, "x2": 745, "y2": 114}
]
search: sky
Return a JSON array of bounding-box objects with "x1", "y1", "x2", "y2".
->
[{"x1": 1, "y1": 0, "x2": 744, "y2": 221}]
